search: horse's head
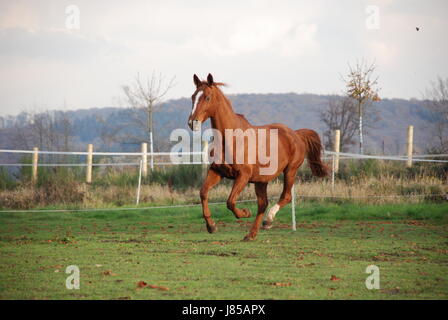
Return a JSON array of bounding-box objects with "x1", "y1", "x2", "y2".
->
[{"x1": 188, "y1": 73, "x2": 223, "y2": 131}]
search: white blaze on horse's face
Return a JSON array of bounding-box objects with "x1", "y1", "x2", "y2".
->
[
  {"x1": 189, "y1": 91, "x2": 203, "y2": 131},
  {"x1": 191, "y1": 92, "x2": 202, "y2": 116}
]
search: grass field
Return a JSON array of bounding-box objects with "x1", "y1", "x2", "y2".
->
[{"x1": 0, "y1": 202, "x2": 447, "y2": 300}]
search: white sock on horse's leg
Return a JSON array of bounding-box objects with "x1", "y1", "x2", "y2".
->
[{"x1": 264, "y1": 204, "x2": 280, "y2": 223}]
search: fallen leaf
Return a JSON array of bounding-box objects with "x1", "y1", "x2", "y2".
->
[
  {"x1": 273, "y1": 282, "x2": 292, "y2": 287},
  {"x1": 95, "y1": 264, "x2": 102, "y2": 268},
  {"x1": 148, "y1": 284, "x2": 169, "y2": 291},
  {"x1": 330, "y1": 275, "x2": 341, "y2": 281},
  {"x1": 304, "y1": 263, "x2": 315, "y2": 267},
  {"x1": 137, "y1": 281, "x2": 148, "y2": 288},
  {"x1": 103, "y1": 270, "x2": 117, "y2": 276}
]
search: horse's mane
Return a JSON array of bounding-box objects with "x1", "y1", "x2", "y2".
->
[
  {"x1": 212, "y1": 85, "x2": 251, "y2": 126},
  {"x1": 198, "y1": 81, "x2": 226, "y2": 87},
  {"x1": 236, "y1": 113, "x2": 248, "y2": 121},
  {"x1": 197, "y1": 81, "x2": 250, "y2": 125}
]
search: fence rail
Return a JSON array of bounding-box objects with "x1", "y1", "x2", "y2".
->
[
  {"x1": 1, "y1": 148, "x2": 447, "y2": 167},
  {"x1": 1, "y1": 129, "x2": 448, "y2": 230},
  {"x1": 1, "y1": 125, "x2": 448, "y2": 187}
]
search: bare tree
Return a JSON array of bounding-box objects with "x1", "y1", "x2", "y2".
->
[
  {"x1": 320, "y1": 96, "x2": 358, "y2": 151},
  {"x1": 343, "y1": 60, "x2": 380, "y2": 154},
  {"x1": 121, "y1": 71, "x2": 175, "y2": 160},
  {"x1": 10, "y1": 110, "x2": 74, "y2": 152},
  {"x1": 424, "y1": 76, "x2": 448, "y2": 153},
  {"x1": 97, "y1": 115, "x2": 127, "y2": 149},
  {"x1": 59, "y1": 111, "x2": 73, "y2": 152}
]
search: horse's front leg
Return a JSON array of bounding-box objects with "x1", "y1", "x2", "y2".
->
[
  {"x1": 227, "y1": 172, "x2": 251, "y2": 219},
  {"x1": 200, "y1": 168, "x2": 222, "y2": 233}
]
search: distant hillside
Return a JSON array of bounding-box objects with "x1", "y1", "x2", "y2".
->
[
  {"x1": 143, "y1": 92, "x2": 433, "y2": 155},
  {"x1": 0, "y1": 93, "x2": 434, "y2": 156}
]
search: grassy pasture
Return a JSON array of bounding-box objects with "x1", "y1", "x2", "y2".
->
[{"x1": 0, "y1": 202, "x2": 447, "y2": 300}]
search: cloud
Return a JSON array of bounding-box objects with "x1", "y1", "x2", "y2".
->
[
  {"x1": 183, "y1": 18, "x2": 318, "y2": 57},
  {"x1": 0, "y1": 1, "x2": 40, "y2": 30},
  {"x1": 368, "y1": 41, "x2": 397, "y2": 65},
  {"x1": 0, "y1": 27, "x2": 126, "y2": 62},
  {"x1": 0, "y1": 0, "x2": 447, "y2": 116}
]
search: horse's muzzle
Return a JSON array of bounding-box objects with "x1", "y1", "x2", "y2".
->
[{"x1": 189, "y1": 119, "x2": 201, "y2": 131}]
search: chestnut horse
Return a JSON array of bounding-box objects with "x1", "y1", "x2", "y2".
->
[{"x1": 188, "y1": 74, "x2": 329, "y2": 241}]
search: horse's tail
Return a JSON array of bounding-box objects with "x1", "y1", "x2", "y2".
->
[{"x1": 295, "y1": 129, "x2": 329, "y2": 178}]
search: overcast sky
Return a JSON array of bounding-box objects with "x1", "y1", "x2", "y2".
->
[{"x1": 0, "y1": 0, "x2": 447, "y2": 116}]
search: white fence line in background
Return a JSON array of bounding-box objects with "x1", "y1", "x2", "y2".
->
[
  {"x1": 1, "y1": 149, "x2": 448, "y2": 165},
  {"x1": 0, "y1": 162, "x2": 206, "y2": 167},
  {"x1": 0, "y1": 149, "x2": 204, "y2": 156},
  {"x1": 2, "y1": 120, "x2": 448, "y2": 234},
  {"x1": 0, "y1": 163, "x2": 141, "y2": 167},
  {"x1": 1, "y1": 146, "x2": 447, "y2": 231},
  {"x1": 324, "y1": 151, "x2": 448, "y2": 163}
]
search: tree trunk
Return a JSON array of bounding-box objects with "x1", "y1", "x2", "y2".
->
[
  {"x1": 358, "y1": 101, "x2": 364, "y2": 154},
  {"x1": 148, "y1": 104, "x2": 154, "y2": 170}
]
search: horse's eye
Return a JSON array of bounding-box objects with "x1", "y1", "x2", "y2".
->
[{"x1": 206, "y1": 96, "x2": 211, "y2": 102}]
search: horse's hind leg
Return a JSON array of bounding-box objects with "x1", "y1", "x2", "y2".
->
[
  {"x1": 244, "y1": 182, "x2": 268, "y2": 241},
  {"x1": 200, "y1": 168, "x2": 222, "y2": 233},
  {"x1": 226, "y1": 172, "x2": 251, "y2": 219},
  {"x1": 262, "y1": 167, "x2": 298, "y2": 229}
]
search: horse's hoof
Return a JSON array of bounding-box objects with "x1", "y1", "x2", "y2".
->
[
  {"x1": 206, "y1": 224, "x2": 218, "y2": 234},
  {"x1": 243, "y1": 208, "x2": 251, "y2": 218},
  {"x1": 262, "y1": 220, "x2": 272, "y2": 230},
  {"x1": 243, "y1": 234, "x2": 256, "y2": 241}
]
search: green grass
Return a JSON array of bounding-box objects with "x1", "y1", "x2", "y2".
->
[{"x1": 0, "y1": 202, "x2": 447, "y2": 300}]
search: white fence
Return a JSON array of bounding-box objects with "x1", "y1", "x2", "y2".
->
[
  {"x1": 1, "y1": 146, "x2": 447, "y2": 184},
  {"x1": 1, "y1": 143, "x2": 447, "y2": 230}
]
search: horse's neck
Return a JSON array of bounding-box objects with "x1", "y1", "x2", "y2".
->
[{"x1": 210, "y1": 96, "x2": 249, "y2": 134}]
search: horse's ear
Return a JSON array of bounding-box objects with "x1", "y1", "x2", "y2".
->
[
  {"x1": 207, "y1": 73, "x2": 214, "y2": 86},
  {"x1": 193, "y1": 74, "x2": 201, "y2": 88}
]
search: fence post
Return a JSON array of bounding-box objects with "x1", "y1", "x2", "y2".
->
[
  {"x1": 407, "y1": 125, "x2": 413, "y2": 168},
  {"x1": 86, "y1": 144, "x2": 93, "y2": 183},
  {"x1": 141, "y1": 142, "x2": 148, "y2": 177},
  {"x1": 331, "y1": 154, "x2": 335, "y2": 190},
  {"x1": 136, "y1": 160, "x2": 143, "y2": 205},
  {"x1": 334, "y1": 129, "x2": 340, "y2": 173},
  {"x1": 32, "y1": 147, "x2": 38, "y2": 185},
  {"x1": 149, "y1": 132, "x2": 154, "y2": 171}
]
